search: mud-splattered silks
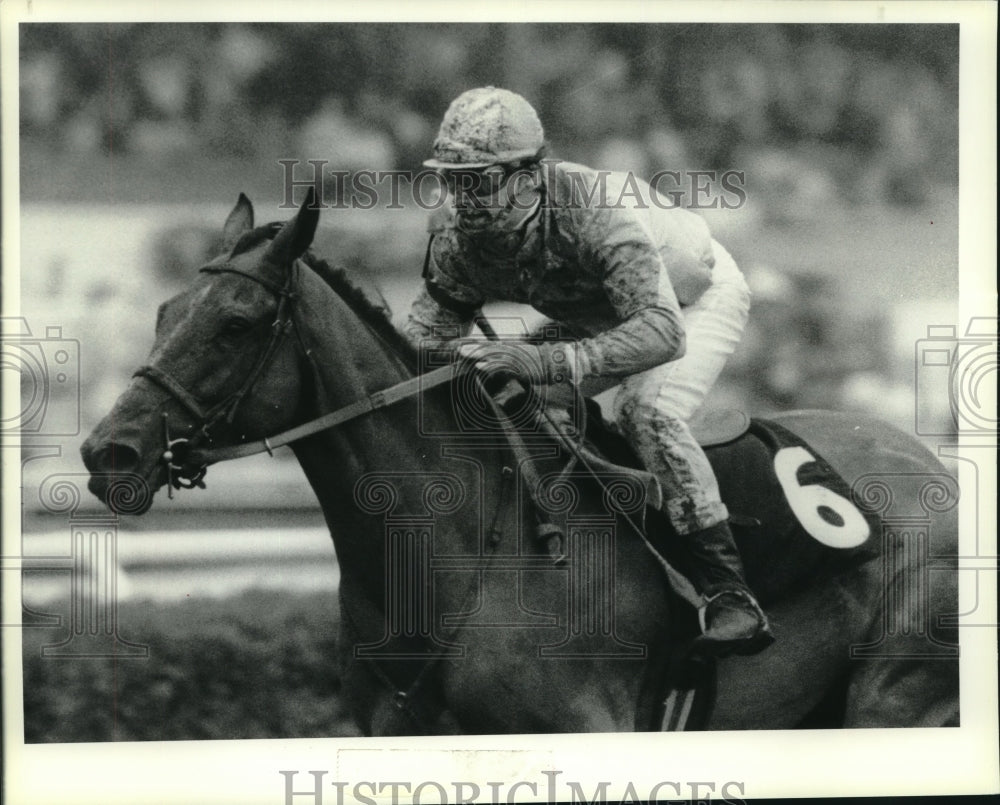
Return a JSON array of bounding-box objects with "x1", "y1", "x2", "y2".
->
[{"x1": 405, "y1": 160, "x2": 751, "y2": 534}]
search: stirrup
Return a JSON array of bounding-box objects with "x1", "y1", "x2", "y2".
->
[
  {"x1": 697, "y1": 588, "x2": 764, "y2": 632},
  {"x1": 695, "y1": 588, "x2": 774, "y2": 656}
]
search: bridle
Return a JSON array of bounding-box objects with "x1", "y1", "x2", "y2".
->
[
  {"x1": 132, "y1": 258, "x2": 301, "y2": 496},
  {"x1": 132, "y1": 254, "x2": 461, "y2": 496}
]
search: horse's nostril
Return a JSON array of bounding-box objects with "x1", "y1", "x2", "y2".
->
[{"x1": 98, "y1": 442, "x2": 141, "y2": 473}]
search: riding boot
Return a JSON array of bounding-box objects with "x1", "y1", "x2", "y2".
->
[{"x1": 679, "y1": 520, "x2": 775, "y2": 656}]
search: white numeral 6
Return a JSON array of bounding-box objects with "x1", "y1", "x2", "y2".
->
[{"x1": 773, "y1": 446, "x2": 869, "y2": 548}]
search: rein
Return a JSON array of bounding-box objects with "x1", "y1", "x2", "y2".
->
[{"x1": 186, "y1": 363, "x2": 460, "y2": 467}]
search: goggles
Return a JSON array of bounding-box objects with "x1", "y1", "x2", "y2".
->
[{"x1": 439, "y1": 165, "x2": 513, "y2": 199}]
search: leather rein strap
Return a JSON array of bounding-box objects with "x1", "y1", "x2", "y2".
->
[{"x1": 186, "y1": 362, "x2": 460, "y2": 466}]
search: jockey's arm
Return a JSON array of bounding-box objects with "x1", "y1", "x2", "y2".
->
[
  {"x1": 576, "y1": 305, "x2": 685, "y2": 379},
  {"x1": 404, "y1": 206, "x2": 688, "y2": 386},
  {"x1": 572, "y1": 207, "x2": 687, "y2": 381},
  {"x1": 403, "y1": 283, "x2": 477, "y2": 350}
]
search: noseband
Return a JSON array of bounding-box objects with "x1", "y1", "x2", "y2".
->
[{"x1": 132, "y1": 259, "x2": 299, "y2": 495}]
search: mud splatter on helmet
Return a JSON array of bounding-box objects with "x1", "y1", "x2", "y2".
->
[{"x1": 424, "y1": 86, "x2": 545, "y2": 169}]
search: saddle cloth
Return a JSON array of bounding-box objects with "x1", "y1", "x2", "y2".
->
[{"x1": 577, "y1": 402, "x2": 882, "y2": 604}]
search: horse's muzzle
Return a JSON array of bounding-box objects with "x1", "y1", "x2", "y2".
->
[
  {"x1": 83, "y1": 441, "x2": 141, "y2": 476},
  {"x1": 80, "y1": 435, "x2": 158, "y2": 514}
]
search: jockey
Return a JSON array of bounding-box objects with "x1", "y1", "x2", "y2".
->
[{"x1": 404, "y1": 86, "x2": 774, "y2": 655}]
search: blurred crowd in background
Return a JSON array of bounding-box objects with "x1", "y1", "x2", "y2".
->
[
  {"x1": 17, "y1": 23, "x2": 961, "y2": 458},
  {"x1": 20, "y1": 23, "x2": 957, "y2": 207}
]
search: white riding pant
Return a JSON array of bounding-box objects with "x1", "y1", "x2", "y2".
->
[{"x1": 611, "y1": 240, "x2": 750, "y2": 534}]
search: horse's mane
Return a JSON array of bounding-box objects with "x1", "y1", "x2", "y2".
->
[
  {"x1": 300, "y1": 251, "x2": 419, "y2": 370},
  {"x1": 230, "y1": 223, "x2": 418, "y2": 370}
]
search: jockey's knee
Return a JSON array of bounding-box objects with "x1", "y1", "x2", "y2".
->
[
  {"x1": 614, "y1": 375, "x2": 666, "y2": 430},
  {"x1": 616, "y1": 392, "x2": 683, "y2": 444}
]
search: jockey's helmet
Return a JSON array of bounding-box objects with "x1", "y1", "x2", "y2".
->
[{"x1": 424, "y1": 86, "x2": 545, "y2": 169}]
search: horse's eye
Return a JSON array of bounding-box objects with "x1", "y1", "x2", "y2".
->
[{"x1": 221, "y1": 318, "x2": 253, "y2": 336}]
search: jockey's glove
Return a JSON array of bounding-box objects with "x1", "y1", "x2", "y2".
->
[{"x1": 456, "y1": 340, "x2": 589, "y2": 386}]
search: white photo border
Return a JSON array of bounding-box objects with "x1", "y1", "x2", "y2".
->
[{"x1": 2, "y1": 1, "x2": 996, "y2": 803}]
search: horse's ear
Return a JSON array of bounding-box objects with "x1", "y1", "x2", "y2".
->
[
  {"x1": 265, "y1": 186, "x2": 319, "y2": 264},
  {"x1": 221, "y1": 193, "x2": 255, "y2": 252}
]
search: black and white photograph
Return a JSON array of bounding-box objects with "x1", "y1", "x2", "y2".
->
[{"x1": 2, "y1": 2, "x2": 997, "y2": 803}]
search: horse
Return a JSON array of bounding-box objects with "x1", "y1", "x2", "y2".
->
[{"x1": 81, "y1": 193, "x2": 959, "y2": 735}]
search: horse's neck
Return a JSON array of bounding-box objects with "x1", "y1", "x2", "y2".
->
[
  {"x1": 286, "y1": 283, "x2": 468, "y2": 584},
  {"x1": 291, "y1": 311, "x2": 417, "y2": 516}
]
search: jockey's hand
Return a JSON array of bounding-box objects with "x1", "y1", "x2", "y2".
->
[{"x1": 456, "y1": 340, "x2": 580, "y2": 386}]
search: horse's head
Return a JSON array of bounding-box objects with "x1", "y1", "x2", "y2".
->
[{"x1": 81, "y1": 192, "x2": 320, "y2": 512}]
